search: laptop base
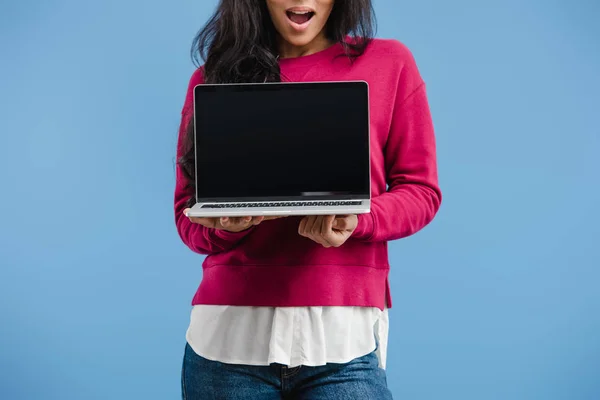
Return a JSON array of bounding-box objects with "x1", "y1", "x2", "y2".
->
[{"x1": 186, "y1": 201, "x2": 370, "y2": 218}]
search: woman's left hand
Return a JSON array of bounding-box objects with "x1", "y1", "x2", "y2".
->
[{"x1": 298, "y1": 215, "x2": 358, "y2": 248}]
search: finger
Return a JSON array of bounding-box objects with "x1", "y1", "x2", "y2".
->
[
  {"x1": 337, "y1": 214, "x2": 358, "y2": 230},
  {"x1": 302, "y1": 216, "x2": 318, "y2": 236},
  {"x1": 332, "y1": 216, "x2": 341, "y2": 230},
  {"x1": 219, "y1": 217, "x2": 250, "y2": 232},
  {"x1": 251, "y1": 216, "x2": 265, "y2": 225},
  {"x1": 309, "y1": 216, "x2": 331, "y2": 247},
  {"x1": 329, "y1": 221, "x2": 354, "y2": 247},
  {"x1": 311, "y1": 216, "x2": 325, "y2": 236},
  {"x1": 219, "y1": 217, "x2": 231, "y2": 229},
  {"x1": 304, "y1": 216, "x2": 317, "y2": 232},
  {"x1": 298, "y1": 217, "x2": 308, "y2": 236},
  {"x1": 221, "y1": 217, "x2": 249, "y2": 229},
  {"x1": 232, "y1": 216, "x2": 252, "y2": 228},
  {"x1": 263, "y1": 215, "x2": 284, "y2": 221},
  {"x1": 301, "y1": 216, "x2": 323, "y2": 244},
  {"x1": 320, "y1": 216, "x2": 337, "y2": 247},
  {"x1": 321, "y1": 215, "x2": 336, "y2": 235},
  {"x1": 236, "y1": 219, "x2": 254, "y2": 231},
  {"x1": 231, "y1": 216, "x2": 252, "y2": 225},
  {"x1": 335, "y1": 219, "x2": 350, "y2": 231}
]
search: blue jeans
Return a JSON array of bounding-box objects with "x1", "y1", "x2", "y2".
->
[{"x1": 181, "y1": 343, "x2": 393, "y2": 399}]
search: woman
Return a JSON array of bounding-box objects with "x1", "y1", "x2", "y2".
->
[{"x1": 175, "y1": 0, "x2": 441, "y2": 398}]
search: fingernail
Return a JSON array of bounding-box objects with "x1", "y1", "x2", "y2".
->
[{"x1": 221, "y1": 217, "x2": 229, "y2": 224}]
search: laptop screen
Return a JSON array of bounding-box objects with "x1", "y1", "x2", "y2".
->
[{"x1": 193, "y1": 81, "x2": 370, "y2": 202}]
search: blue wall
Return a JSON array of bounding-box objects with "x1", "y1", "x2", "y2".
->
[{"x1": 1, "y1": 0, "x2": 598, "y2": 399}]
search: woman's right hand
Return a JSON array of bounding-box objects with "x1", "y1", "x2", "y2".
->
[{"x1": 183, "y1": 209, "x2": 281, "y2": 232}]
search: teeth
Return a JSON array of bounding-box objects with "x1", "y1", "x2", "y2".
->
[{"x1": 290, "y1": 11, "x2": 311, "y2": 15}]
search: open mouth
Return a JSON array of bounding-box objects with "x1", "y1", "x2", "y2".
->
[{"x1": 286, "y1": 10, "x2": 315, "y2": 25}]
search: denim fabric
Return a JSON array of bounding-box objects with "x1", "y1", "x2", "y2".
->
[{"x1": 181, "y1": 343, "x2": 393, "y2": 399}]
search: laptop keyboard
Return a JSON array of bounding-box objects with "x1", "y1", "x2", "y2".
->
[{"x1": 201, "y1": 201, "x2": 362, "y2": 209}]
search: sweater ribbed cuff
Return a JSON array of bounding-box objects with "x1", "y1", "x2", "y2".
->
[{"x1": 352, "y1": 212, "x2": 375, "y2": 240}]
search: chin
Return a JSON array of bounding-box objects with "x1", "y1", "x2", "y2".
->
[
  {"x1": 282, "y1": 31, "x2": 322, "y2": 47},
  {"x1": 284, "y1": 36, "x2": 314, "y2": 48}
]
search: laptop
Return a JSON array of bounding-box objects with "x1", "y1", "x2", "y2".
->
[{"x1": 186, "y1": 81, "x2": 371, "y2": 217}]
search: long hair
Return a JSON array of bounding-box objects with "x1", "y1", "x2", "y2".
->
[{"x1": 178, "y1": 0, "x2": 376, "y2": 203}]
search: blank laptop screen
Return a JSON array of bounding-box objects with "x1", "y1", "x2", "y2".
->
[{"x1": 193, "y1": 82, "x2": 370, "y2": 202}]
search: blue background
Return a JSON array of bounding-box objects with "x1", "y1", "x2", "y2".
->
[{"x1": 1, "y1": 0, "x2": 598, "y2": 398}]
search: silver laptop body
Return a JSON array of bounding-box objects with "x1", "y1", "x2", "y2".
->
[{"x1": 187, "y1": 81, "x2": 371, "y2": 217}]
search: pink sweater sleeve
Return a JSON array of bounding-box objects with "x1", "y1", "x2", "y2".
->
[
  {"x1": 352, "y1": 52, "x2": 442, "y2": 242},
  {"x1": 174, "y1": 69, "x2": 255, "y2": 255}
]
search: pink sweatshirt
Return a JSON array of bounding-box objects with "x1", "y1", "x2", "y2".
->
[{"x1": 174, "y1": 39, "x2": 441, "y2": 310}]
